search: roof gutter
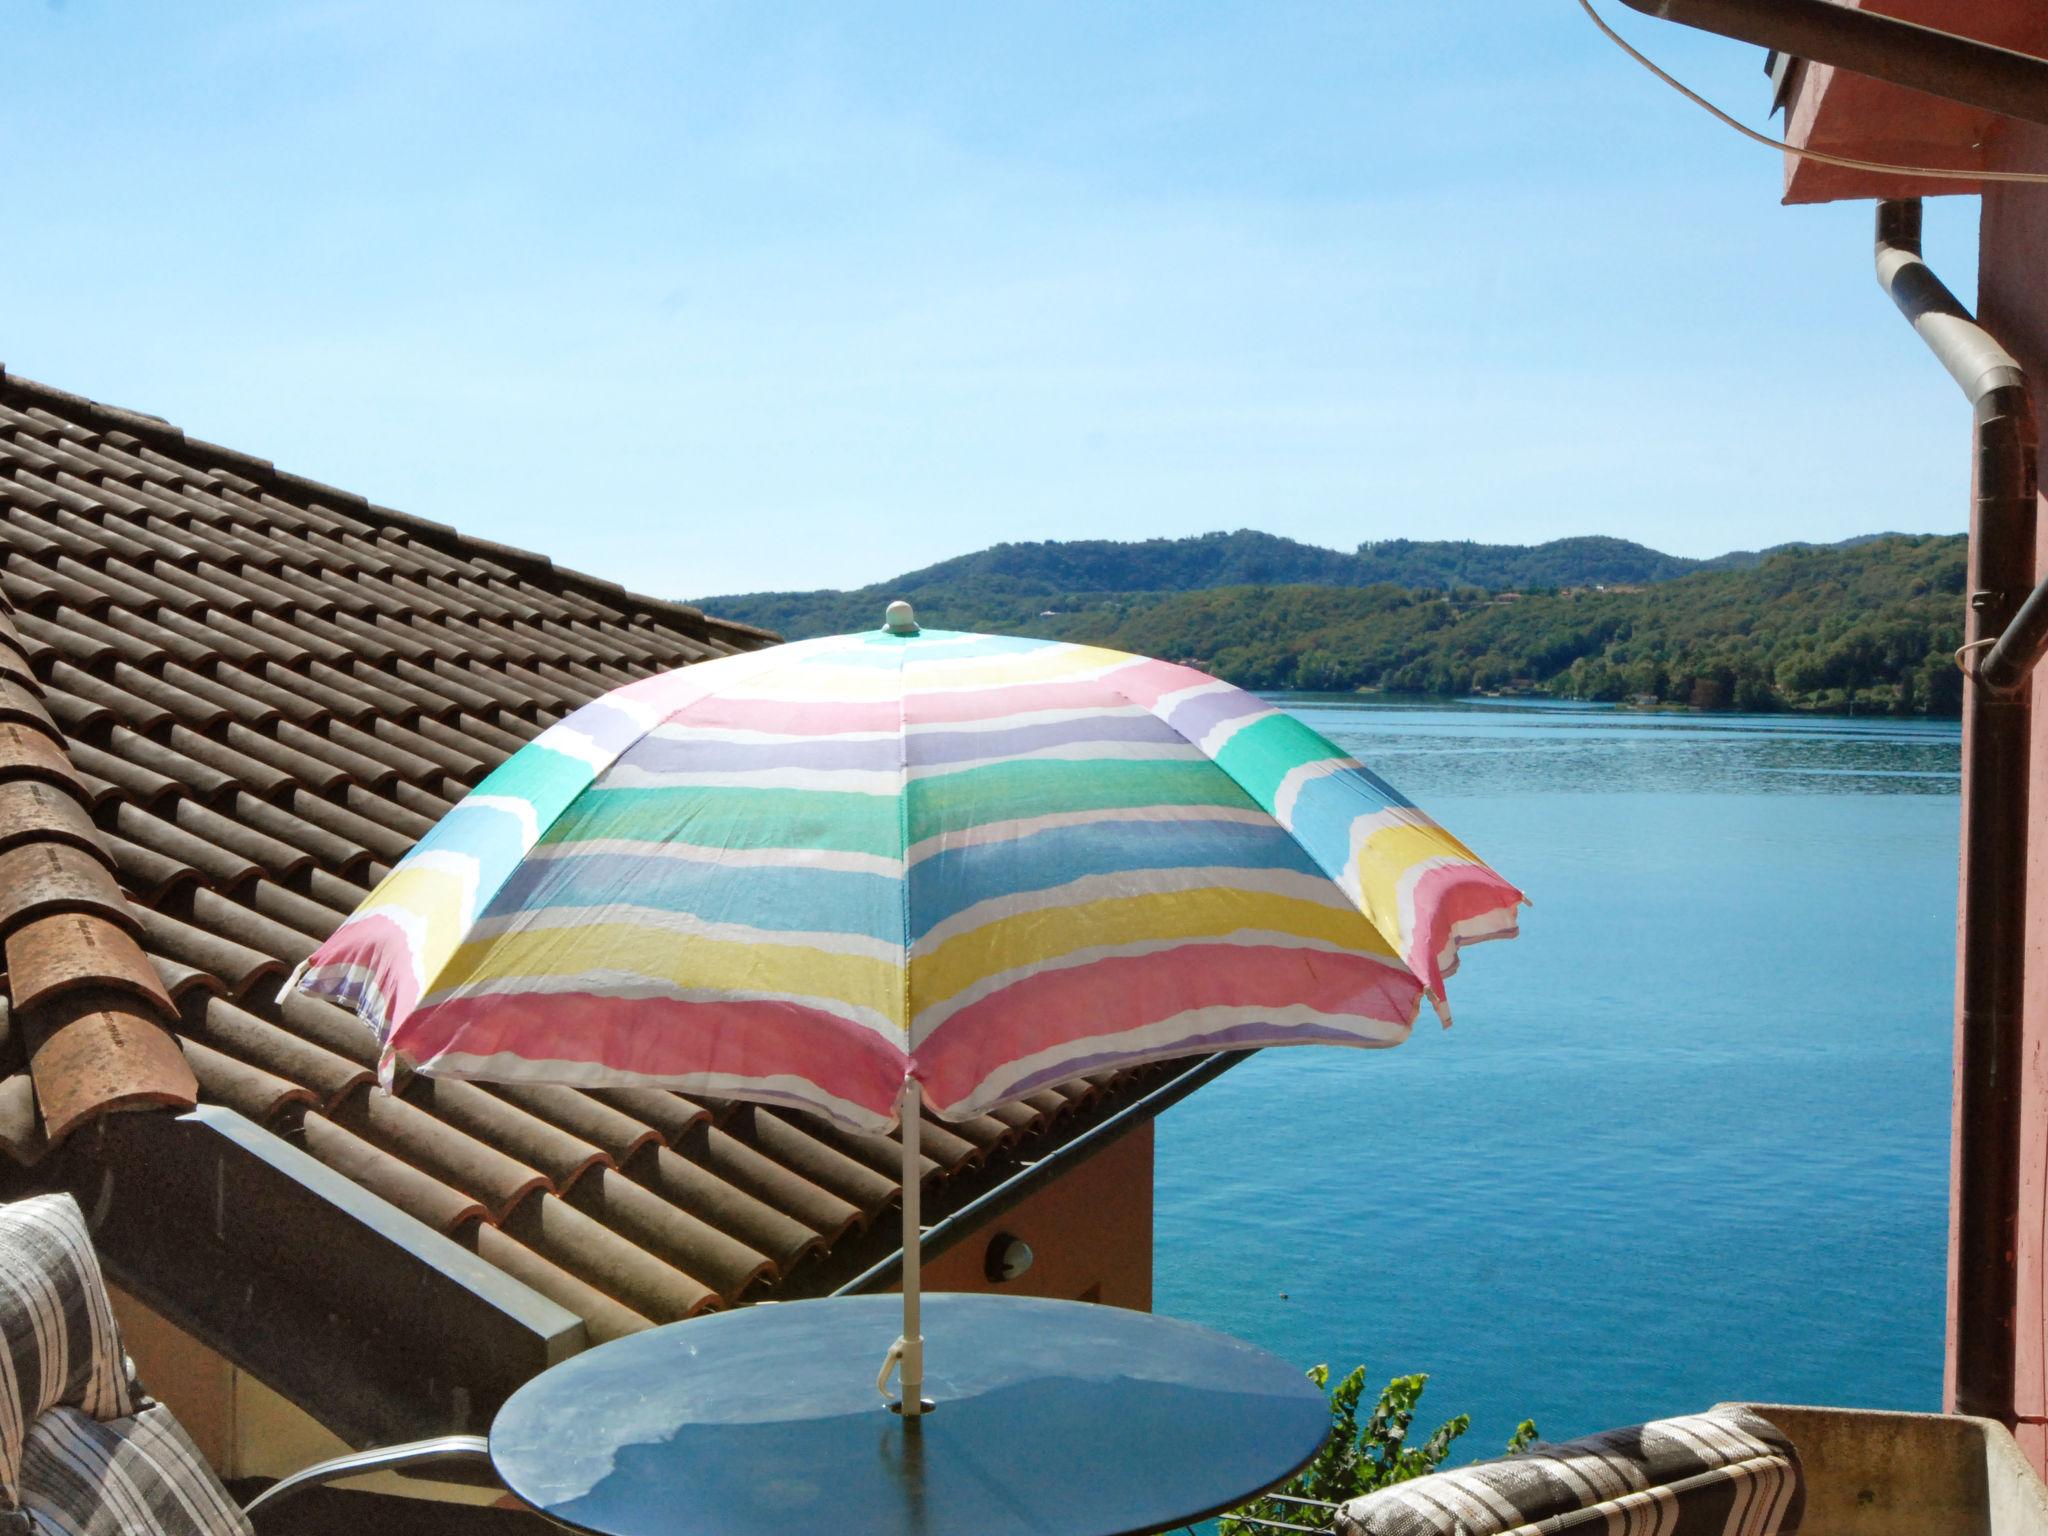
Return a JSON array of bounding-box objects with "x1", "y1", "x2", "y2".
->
[
  {"x1": 1617, "y1": 0, "x2": 2048, "y2": 130},
  {"x1": 831, "y1": 1050, "x2": 1253, "y2": 1297},
  {"x1": 1875, "y1": 199, "x2": 2036, "y2": 1425}
]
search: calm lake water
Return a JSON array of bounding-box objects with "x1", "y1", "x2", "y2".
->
[{"x1": 1153, "y1": 697, "x2": 1962, "y2": 1455}]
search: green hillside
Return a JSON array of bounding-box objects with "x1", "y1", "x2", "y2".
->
[
  {"x1": 696, "y1": 530, "x2": 1966, "y2": 716},
  {"x1": 698, "y1": 529, "x2": 1712, "y2": 638},
  {"x1": 1023, "y1": 534, "x2": 1967, "y2": 715}
]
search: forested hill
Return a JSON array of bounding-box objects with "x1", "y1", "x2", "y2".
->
[
  {"x1": 702, "y1": 533, "x2": 1968, "y2": 716},
  {"x1": 1028, "y1": 534, "x2": 1968, "y2": 715},
  {"x1": 698, "y1": 528, "x2": 1880, "y2": 640}
]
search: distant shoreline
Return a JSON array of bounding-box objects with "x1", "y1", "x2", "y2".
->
[{"x1": 1271, "y1": 688, "x2": 1963, "y2": 723}]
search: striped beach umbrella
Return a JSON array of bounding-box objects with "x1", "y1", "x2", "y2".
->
[{"x1": 291, "y1": 604, "x2": 1522, "y2": 1413}]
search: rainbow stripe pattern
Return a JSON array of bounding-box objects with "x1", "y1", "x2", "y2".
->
[{"x1": 291, "y1": 628, "x2": 1524, "y2": 1130}]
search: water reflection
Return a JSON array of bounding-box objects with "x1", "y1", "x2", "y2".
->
[{"x1": 1274, "y1": 697, "x2": 1960, "y2": 798}]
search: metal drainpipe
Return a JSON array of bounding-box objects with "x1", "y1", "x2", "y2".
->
[{"x1": 1875, "y1": 198, "x2": 2037, "y2": 1424}]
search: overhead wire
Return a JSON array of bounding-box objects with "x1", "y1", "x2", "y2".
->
[{"x1": 1576, "y1": 0, "x2": 2048, "y2": 187}]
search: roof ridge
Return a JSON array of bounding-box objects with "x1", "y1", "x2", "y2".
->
[
  {"x1": 0, "y1": 366, "x2": 780, "y2": 647},
  {"x1": 0, "y1": 590, "x2": 198, "y2": 1151}
]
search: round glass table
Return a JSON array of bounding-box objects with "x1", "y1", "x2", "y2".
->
[{"x1": 491, "y1": 1292, "x2": 1329, "y2": 1536}]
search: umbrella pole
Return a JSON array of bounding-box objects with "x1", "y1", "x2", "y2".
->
[{"x1": 899, "y1": 1077, "x2": 925, "y2": 1419}]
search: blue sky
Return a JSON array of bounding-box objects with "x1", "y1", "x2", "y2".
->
[{"x1": 3, "y1": 3, "x2": 1984, "y2": 598}]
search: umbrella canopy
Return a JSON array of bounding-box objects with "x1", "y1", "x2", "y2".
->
[
  {"x1": 291, "y1": 610, "x2": 1524, "y2": 1420},
  {"x1": 291, "y1": 620, "x2": 1524, "y2": 1132}
]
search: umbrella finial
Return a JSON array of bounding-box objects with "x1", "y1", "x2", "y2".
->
[{"x1": 883, "y1": 600, "x2": 919, "y2": 635}]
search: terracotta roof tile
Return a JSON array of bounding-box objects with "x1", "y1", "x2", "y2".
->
[
  {"x1": 0, "y1": 780, "x2": 103, "y2": 859},
  {"x1": 57, "y1": 559, "x2": 157, "y2": 615},
  {"x1": 163, "y1": 722, "x2": 296, "y2": 798},
  {"x1": 98, "y1": 829, "x2": 202, "y2": 906},
  {"x1": 206, "y1": 609, "x2": 304, "y2": 669},
  {"x1": 186, "y1": 888, "x2": 320, "y2": 964},
  {"x1": 92, "y1": 729, "x2": 229, "y2": 802},
  {"x1": 441, "y1": 709, "x2": 528, "y2": 759},
  {"x1": 169, "y1": 797, "x2": 316, "y2": 881},
  {"x1": 0, "y1": 365, "x2": 1171, "y2": 1393},
  {"x1": 393, "y1": 656, "x2": 499, "y2": 718},
  {"x1": 220, "y1": 720, "x2": 355, "y2": 795},
  {"x1": 283, "y1": 660, "x2": 376, "y2": 726},
  {"x1": 273, "y1": 719, "x2": 398, "y2": 793},
  {"x1": 928, "y1": 1110, "x2": 1016, "y2": 1156},
  {"x1": 264, "y1": 607, "x2": 366, "y2": 666},
  {"x1": 746, "y1": 1109, "x2": 901, "y2": 1211},
  {"x1": 630, "y1": 1146, "x2": 825, "y2": 1275},
  {"x1": 402, "y1": 1078, "x2": 611, "y2": 1192},
  {"x1": 65, "y1": 738, "x2": 182, "y2": 810},
  {"x1": 361, "y1": 716, "x2": 485, "y2": 784},
  {"x1": 985, "y1": 1100, "x2": 1045, "y2": 1135},
  {"x1": 588, "y1": 1087, "x2": 711, "y2": 1144},
  {"x1": 32, "y1": 607, "x2": 167, "y2": 671},
  {"x1": 178, "y1": 1036, "x2": 317, "y2": 1124},
  {"x1": 182, "y1": 994, "x2": 369, "y2": 1105},
  {"x1": 0, "y1": 569, "x2": 61, "y2": 620},
  {"x1": 136, "y1": 905, "x2": 289, "y2": 999},
  {"x1": 0, "y1": 840, "x2": 136, "y2": 937},
  {"x1": 0, "y1": 681, "x2": 53, "y2": 738},
  {"x1": 132, "y1": 605, "x2": 231, "y2": 669},
  {"x1": 676, "y1": 1121, "x2": 864, "y2": 1244},
  {"x1": 298, "y1": 1111, "x2": 489, "y2": 1232},
  {"x1": 301, "y1": 867, "x2": 373, "y2": 914},
  {"x1": 165, "y1": 662, "x2": 287, "y2": 728},
  {"x1": 387, "y1": 778, "x2": 458, "y2": 826},
  {"x1": 331, "y1": 1087, "x2": 550, "y2": 1221},
  {"x1": 463, "y1": 1224, "x2": 651, "y2": 1345},
  {"x1": 22, "y1": 983, "x2": 197, "y2": 1140},
  {"x1": 43, "y1": 667, "x2": 161, "y2": 737},
  {"x1": 113, "y1": 663, "x2": 229, "y2": 733},
  {"x1": 498, "y1": 1194, "x2": 719, "y2": 1323},
  {"x1": 147, "y1": 950, "x2": 226, "y2": 1003},
  {"x1": 4, "y1": 912, "x2": 174, "y2": 1016},
  {"x1": 324, "y1": 717, "x2": 442, "y2": 784},
  {"x1": 94, "y1": 560, "x2": 205, "y2": 619},
  {"x1": 561, "y1": 1169, "x2": 775, "y2": 1299},
  {"x1": 284, "y1": 786, "x2": 413, "y2": 864},
  {"x1": 482, "y1": 1082, "x2": 664, "y2": 1167},
  {"x1": 244, "y1": 878, "x2": 350, "y2": 941},
  {"x1": 365, "y1": 611, "x2": 447, "y2": 665},
  {"x1": 108, "y1": 802, "x2": 262, "y2": 893}
]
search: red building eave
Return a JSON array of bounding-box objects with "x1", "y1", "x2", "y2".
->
[{"x1": 1776, "y1": 1, "x2": 2048, "y2": 204}]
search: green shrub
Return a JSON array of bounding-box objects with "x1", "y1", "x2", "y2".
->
[{"x1": 1219, "y1": 1366, "x2": 1537, "y2": 1536}]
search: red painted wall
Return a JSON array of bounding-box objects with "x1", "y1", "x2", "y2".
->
[
  {"x1": 918, "y1": 1123, "x2": 1153, "y2": 1310},
  {"x1": 1776, "y1": 22, "x2": 2048, "y2": 1470},
  {"x1": 1977, "y1": 120, "x2": 2048, "y2": 1469}
]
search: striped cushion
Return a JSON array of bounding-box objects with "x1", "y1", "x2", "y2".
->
[
  {"x1": 1334, "y1": 1409, "x2": 1804, "y2": 1536},
  {"x1": 0, "y1": 1196, "x2": 247, "y2": 1536},
  {"x1": 0, "y1": 1198, "x2": 134, "y2": 1509},
  {"x1": 15, "y1": 1406, "x2": 248, "y2": 1536}
]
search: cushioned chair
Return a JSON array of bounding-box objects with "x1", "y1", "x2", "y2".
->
[
  {"x1": 1330, "y1": 1407, "x2": 1805, "y2": 1536},
  {"x1": 0, "y1": 1193, "x2": 248, "y2": 1535},
  {"x1": 0, "y1": 1193, "x2": 502, "y2": 1535}
]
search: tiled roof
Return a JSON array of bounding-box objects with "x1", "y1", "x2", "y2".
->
[{"x1": 0, "y1": 366, "x2": 1143, "y2": 1351}]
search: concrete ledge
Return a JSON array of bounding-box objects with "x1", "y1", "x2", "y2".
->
[
  {"x1": 57, "y1": 1106, "x2": 587, "y2": 1447},
  {"x1": 1729, "y1": 1404, "x2": 2048, "y2": 1536}
]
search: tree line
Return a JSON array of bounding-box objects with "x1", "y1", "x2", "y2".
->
[{"x1": 1026, "y1": 534, "x2": 1967, "y2": 716}]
